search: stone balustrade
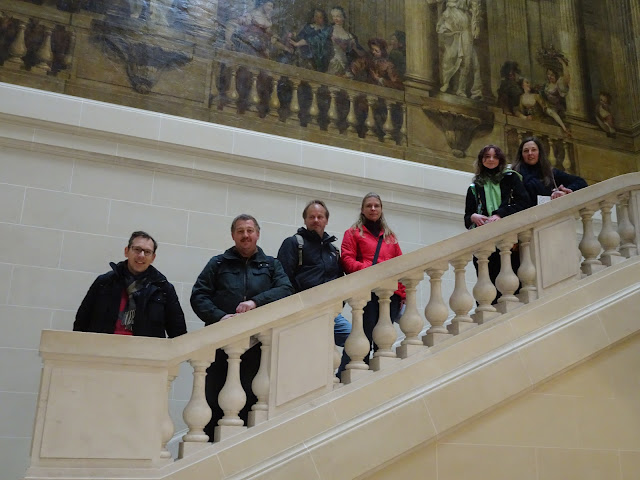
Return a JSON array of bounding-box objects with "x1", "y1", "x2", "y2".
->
[
  {"x1": 0, "y1": 10, "x2": 75, "y2": 75},
  {"x1": 24, "y1": 172, "x2": 640, "y2": 480},
  {"x1": 211, "y1": 48, "x2": 407, "y2": 146}
]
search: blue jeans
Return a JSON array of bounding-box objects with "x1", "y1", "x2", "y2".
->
[{"x1": 334, "y1": 314, "x2": 351, "y2": 376}]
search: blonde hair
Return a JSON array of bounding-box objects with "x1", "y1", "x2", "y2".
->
[{"x1": 352, "y1": 192, "x2": 397, "y2": 243}]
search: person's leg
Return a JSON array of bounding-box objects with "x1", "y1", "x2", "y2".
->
[
  {"x1": 361, "y1": 294, "x2": 380, "y2": 364},
  {"x1": 238, "y1": 342, "x2": 261, "y2": 426},
  {"x1": 203, "y1": 348, "x2": 227, "y2": 441},
  {"x1": 334, "y1": 313, "x2": 352, "y2": 376}
]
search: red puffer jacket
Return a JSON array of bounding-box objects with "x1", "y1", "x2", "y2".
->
[{"x1": 341, "y1": 225, "x2": 406, "y2": 298}]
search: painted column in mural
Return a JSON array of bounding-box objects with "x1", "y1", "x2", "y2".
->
[
  {"x1": 557, "y1": 0, "x2": 588, "y2": 121},
  {"x1": 504, "y1": 0, "x2": 529, "y2": 77},
  {"x1": 608, "y1": 1, "x2": 640, "y2": 129},
  {"x1": 403, "y1": 0, "x2": 438, "y2": 93}
]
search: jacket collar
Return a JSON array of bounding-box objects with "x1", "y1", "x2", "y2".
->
[
  {"x1": 223, "y1": 246, "x2": 268, "y2": 263},
  {"x1": 109, "y1": 261, "x2": 164, "y2": 283},
  {"x1": 296, "y1": 227, "x2": 337, "y2": 244}
]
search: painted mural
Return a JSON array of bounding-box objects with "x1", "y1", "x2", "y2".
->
[{"x1": 0, "y1": 0, "x2": 637, "y2": 181}]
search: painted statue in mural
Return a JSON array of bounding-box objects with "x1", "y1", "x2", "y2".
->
[
  {"x1": 428, "y1": 0, "x2": 483, "y2": 99},
  {"x1": 325, "y1": 6, "x2": 366, "y2": 78},
  {"x1": 496, "y1": 61, "x2": 522, "y2": 115},
  {"x1": 595, "y1": 91, "x2": 616, "y2": 137},
  {"x1": 226, "y1": 0, "x2": 291, "y2": 59},
  {"x1": 287, "y1": 8, "x2": 332, "y2": 72},
  {"x1": 388, "y1": 30, "x2": 406, "y2": 78},
  {"x1": 351, "y1": 38, "x2": 403, "y2": 90}
]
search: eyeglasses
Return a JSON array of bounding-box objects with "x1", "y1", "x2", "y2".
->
[{"x1": 130, "y1": 246, "x2": 154, "y2": 257}]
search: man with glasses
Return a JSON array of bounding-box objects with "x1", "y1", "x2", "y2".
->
[{"x1": 74, "y1": 231, "x2": 187, "y2": 338}]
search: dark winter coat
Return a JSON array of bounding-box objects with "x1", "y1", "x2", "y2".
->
[
  {"x1": 74, "y1": 262, "x2": 187, "y2": 338},
  {"x1": 464, "y1": 171, "x2": 531, "y2": 229},
  {"x1": 277, "y1": 227, "x2": 343, "y2": 293},
  {"x1": 190, "y1": 246, "x2": 294, "y2": 325},
  {"x1": 517, "y1": 163, "x2": 588, "y2": 204}
]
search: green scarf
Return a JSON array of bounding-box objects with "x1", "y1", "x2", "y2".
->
[{"x1": 478, "y1": 168, "x2": 522, "y2": 216}]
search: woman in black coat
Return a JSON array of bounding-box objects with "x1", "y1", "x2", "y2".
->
[
  {"x1": 512, "y1": 136, "x2": 587, "y2": 205},
  {"x1": 464, "y1": 144, "x2": 531, "y2": 303}
]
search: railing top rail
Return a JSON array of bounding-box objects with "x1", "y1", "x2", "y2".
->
[
  {"x1": 213, "y1": 48, "x2": 405, "y2": 100},
  {"x1": 39, "y1": 172, "x2": 640, "y2": 363}
]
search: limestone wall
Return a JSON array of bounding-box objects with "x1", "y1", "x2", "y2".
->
[{"x1": 0, "y1": 81, "x2": 470, "y2": 480}]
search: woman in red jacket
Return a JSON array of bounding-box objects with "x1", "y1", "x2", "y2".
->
[{"x1": 341, "y1": 192, "x2": 405, "y2": 363}]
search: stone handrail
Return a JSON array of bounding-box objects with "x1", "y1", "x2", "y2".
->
[{"x1": 27, "y1": 173, "x2": 640, "y2": 477}]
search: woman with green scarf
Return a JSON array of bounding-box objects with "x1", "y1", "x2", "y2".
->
[{"x1": 464, "y1": 144, "x2": 531, "y2": 302}]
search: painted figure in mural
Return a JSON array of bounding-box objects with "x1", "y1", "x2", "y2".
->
[
  {"x1": 540, "y1": 67, "x2": 570, "y2": 127},
  {"x1": 496, "y1": 60, "x2": 522, "y2": 115},
  {"x1": 326, "y1": 6, "x2": 366, "y2": 78},
  {"x1": 388, "y1": 30, "x2": 406, "y2": 78},
  {"x1": 429, "y1": 0, "x2": 483, "y2": 99},
  {"x1": 595, "y1": 91, "x2": 616, "y2": 137},
  {"x1": 227, "y1": 0, "x2": 291, "y2": 59},
  {"x1": 351, "y1": 38, "x2": 403, "y2": 90},
  {"x1": 287, "y1": 8, "x2": 332, "y2": 72},
  {"x1": 516, "y1": 77, "x2": 569, "y2": 135}
]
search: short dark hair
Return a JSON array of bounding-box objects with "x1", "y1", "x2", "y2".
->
[
  {"x1": 231, "y1": 214, "x2": 260, "y2": 233},
  {"x1": 302, "y1": 199, "x2": 329, "y2": 220},
  {"x1": 128, "y1": 231, "x2": 157, "y2": 252}
]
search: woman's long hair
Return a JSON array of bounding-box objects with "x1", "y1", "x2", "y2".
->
[
  {"x1": 473, "y1": 144, "x2": 507, "y2": 186},
  {"x1": 513, "y1": 136, "x2": 555, "y2": 187},
  {"x1": 352, "y1": 192, "x2": 397, "y2": 243}
]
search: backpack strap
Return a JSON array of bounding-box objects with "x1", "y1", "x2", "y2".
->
[{"x1": 295, "y1": 234, "x2": 304, "y2": 268}]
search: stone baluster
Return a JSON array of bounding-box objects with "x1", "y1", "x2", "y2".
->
[
  {"x1": 33, "y1": 24, "x2": 54, "y2": 74},
  {"x1": 63, "y1": 31, "x2": 76, "y2": 70},
  {"x1": 370, "y1": 283, "x2": 400, "y2": 371},
  {"x1": 333, "y1": 345, "x2": 341, "y2": 388},
  {"x1": 228, "y1": 67, "x2": 240, "y2": 103},
  {"x1": 346, "y1": 92, "x2": 358, "y2": 134},
  {"x1": 423, "y1": 264, "x2": 452, "y2": 347},
  {"x1": 7, "y1": 19, "x2": 28, "y2": 67},
  {"x1": 447, "y1": 256, "x2": 475, "y2": 335},
  {"x1": 516, "y1": 129, "x2": 524, "y2": 146},
  {"x1": 598, "y1": 199, "x2": 623, "y2": 266},
  {"x1": 562, "y1": 140, "x2": 571, "y2": 171},
  {"x1": 383, "y1": 101, "x2": 394, "y2": 141},
  {"x1": 578, "y1": 207, "x2": 604, "y2": 275},
  {"x1": 248, "y1": 331, "x2": 271, "y2": 427},
  {"x1": 179, "y1": 353, "x2": 215, "y2": 457},
  {"x1": 495, "y1": 237, "x2": 523, "y2": 313},
  {"x1": 342, "y1": 294, "x2": 372, "y2": 384},
  {"x1": 327, "y1": 88, "x2": 339, "y2": 130},
  {"x1": 160, "y1": 368, "x2": 179, "y2": 462},
  {"x1": 471, "y1": 248, "x2": 499, "y2": 324},
  {"x1": 290, "y1": 79, "x2": 300, "y2": 116},
  {"x1": 364, "y1": 96, "x2": 377, "y2": 138},
  {"x1": 516, "y1": 230, "x2": 538, "y2": 303},
  {"x1": 215, "y1": 339, "x2": 250, "y2": 441},
  {"x1": 397, "y1": 272, "x2": 426, "y2": 358},
  {"x1": 617, "y1": 193, "x2": 638, "y2": 258},
  {"x1": 547, "y1": 138, "x2": 558, "y2": 168},
  {"x1": 308, "y1": 82, "x2": 320, "y2": 121},
  {"x1": 268, "y1": 76, "x2": 280, "y2": 117},
  {"x1": 248, "y1": 70, "x2": 260, "y2": 108}
]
